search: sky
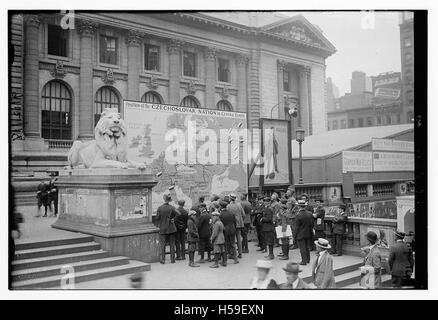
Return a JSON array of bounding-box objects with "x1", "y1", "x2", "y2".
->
[{"x1": 285, "y1": 11, "x2": 402, "y2": 96}]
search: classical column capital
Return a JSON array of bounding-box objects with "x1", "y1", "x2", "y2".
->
[
  {"x1": 299, "y1": 64, "x2": 312, "y2": 76},
  {"x1": 77, "y1": 19, "x2": 98, "y2": 37},
  {"x1": 126, "y1": 29, "x2": 144, "y2": 47},
  {"x1": 237, "y1": 54, "x2": 250, "y2": 66},
  {"x1": 167, "y1": 38, "x2": 183, "y2": 54},
  {"x1": 24, "y1": 14, "x2": 41, "y2": 28},
  {"x1": 204, "y1": 47, "x2": 218, "y2": 61},
  {"x1": 277, "y1": 60, "x2": 288, "y2": 72}
]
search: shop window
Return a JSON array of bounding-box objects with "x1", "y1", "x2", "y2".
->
[
  {"x1": 47, "y1": 24, "x2": 68, "y2": 57},
  {"x1": 41, "y1": 80, "x2": 72, "y2": 140},
  {"x1": 100, "y1": 35, "x2": 118, "y2": 65},
  {"x1": 94, "y1": 86, "x2": 120, "y2": 125},
  {"x1": 144, "y1": 44, "x2": 160, "y2": 72}
]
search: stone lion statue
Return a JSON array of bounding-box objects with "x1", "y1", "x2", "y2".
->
[{"x1": 67, "y1": 108, "x2": 145, "y2": 169}]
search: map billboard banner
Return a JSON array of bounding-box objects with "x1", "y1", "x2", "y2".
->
[
  {"x1": 342, "y1": 151, "x2": 373, "y2": 173},
  {"x1": 372, "y1": 152, "x2": 414, "y2": 172},
  {"x1": 124, "y1": 100, "x2": 248, "y2": 213}
]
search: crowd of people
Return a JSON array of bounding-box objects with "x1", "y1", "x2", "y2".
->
[{"x1": 155, "y1": 186, "x2": 415, "y2": 289}]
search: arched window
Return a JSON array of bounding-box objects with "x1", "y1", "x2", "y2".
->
[
  {"x1": 180, "y1": 95, "x2": 200, "y2": 108},
  {"x1": 217, "y1": 100, "x2": 233, "y2": 111},
  {"x1": 41, "y1": 80, "x2": 72, "y2": 140},
  {"x1": 141, "y1": 91, "x2": 163, "y2": 104},
  {"x1": 94, "y1": 86, "x2": 120, "y2": 125}
]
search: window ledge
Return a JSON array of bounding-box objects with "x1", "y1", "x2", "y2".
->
[
  {"x1": 46, "y1": 55, "x2": 72, "y2": 62},
  {"x1": 99, "y1": 62, "x2": 120, "y2": 70}
]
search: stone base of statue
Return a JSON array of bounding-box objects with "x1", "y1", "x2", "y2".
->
[{"x1": 52, "y1": 168, "x2": 160, "y2": 263}]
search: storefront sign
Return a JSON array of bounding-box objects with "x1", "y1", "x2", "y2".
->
[
  {"x1": 373, "y1": 152, "x2": 414, "y2": 171},
  {"x1": 342, "y1": 151, "x2": 372, "y2": 173},
  {"x1": 371, "y1": 138, "x2": 414, "y2": 152}
]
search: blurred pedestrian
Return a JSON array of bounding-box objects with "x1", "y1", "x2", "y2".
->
[
  {"x1": 249, "y1": 260, "x2": 278, "y2": 289},
  {"x1": 331, "y1": 204, "x2": 348, "y2": 256},
  {"x1": 295, "y1": 199, "x2": 314, "y2": 265},
  {"x1": 261, "y1": 197, "x2": 275, "y2": 260},
  {"x1": 174, "y1": 199, "x2": 189, "y2": 260},
  {"x1": 312, "y1": 238, "x2": 336, "y2": 288},
  {"x1": 240, "y1": 194, "x2": 252, "y2": 254},
  {"x1": 210, "y1": 211, "x2": 225, "y2": 268},
  {"x1": 187, "y1": 210, "x2": 200, "y2": 267},
  {"x1": 219, "y1": 200, "x2": 239, "y2": 264},
  {"x1": 156, "y1": 194, "x2": 177, "y2": 264},
  {"x1": 279, "y1": 262, "x2": 312, "y2": 289},
  {"x1": 363, "y1": 231, "x2": 382, "y2": 288},
  {"x1": 227, "y1": 194, "x2": 245, "y2": 258},
  {"x1": 388, "y1": 230, "x2": 414, "y2": 287}
]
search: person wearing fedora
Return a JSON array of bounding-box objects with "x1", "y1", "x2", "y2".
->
[
  {"x1": 219, "y1": 200, "x2": 239, "y2": 265},
  {"x1": 295, "y1": 199, "x2": 314, "y2": 265},
  {"x1": 331, "y1": 204, "x2": 348, "y2": 256},
  {"x1": 388, "y1": 230, "x2": 414, "y2": 287},
  {"x1": 261, "y1": 197, "x2": 276, "y2": 260},
  {"x1": 279, "y1": 262, "x2": 312, "y2": 289},
  {"x1": 312, "y1": 238, "x2": 336, "y2": 288},
  {"x1": 187, "y1": 210, "x2": 200, "y2": 267},
  {"x1": 363, "y1": 231, "x2": 382, "y2": 288},
  {"x1": 249, "y1": 260, "x2": 279, "y2": 289},
  {"x1": 156, "y1": 194, "x2": 178, "y2": 264},
  {"x1": 210, "y1": 211, "x2": 226, "y2": 268}
]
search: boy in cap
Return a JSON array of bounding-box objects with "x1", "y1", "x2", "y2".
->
[
  {"x1": 388, "y1": 230, "x2": 414, "y2": 287},
  {"x1": 249, "y1": 260, "x2": 278, "y2": 289},
  {"x1": 187, "y1": 210, "x2": 200, "y2": 267},
  {"x1": 210, "y1": 211, "x2": 226, "y2": 268},
  {"x1": 312, "y1": 238, "x2": 335, "y2": 288},
  {"x1": 279, "y1": 262, "x2": 312, "y2": 289}
]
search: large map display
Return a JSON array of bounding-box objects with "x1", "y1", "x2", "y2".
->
[{"x1": 124, "y1": 101, "x2": 248, "y2": 213}]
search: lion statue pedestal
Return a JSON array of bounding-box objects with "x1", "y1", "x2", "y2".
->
[{"x1": 52, "y1": 168, "x2": 160, "y2": 263}]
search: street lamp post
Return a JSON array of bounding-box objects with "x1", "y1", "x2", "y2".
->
[{"x1": 295, "y1": 128, "x2": 305, "y2": 184}]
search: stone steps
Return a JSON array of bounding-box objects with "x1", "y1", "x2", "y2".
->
[
  {"x1": 16, "y1": 235, "x2": 94, "y2": 251},
  {"x1": 14, "y1": 242, "x2": 102, "y2": 260}
]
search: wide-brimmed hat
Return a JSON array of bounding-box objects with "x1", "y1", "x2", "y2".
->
[
  {"x1": 366, "y1": 231, "x2": 378, "y2": 244},
  {"x1": 394, "y1": 230, "x2": 406, "y2": 239},
  {"x1": 297, "y1": 199, "x2": 307, "y2": 207},
  {"x1": 255, "y1": 260, "x2": 273, "y2": 269},
  {"x1": 282, "y1": 262, "x2": 302, "y2": 273},
  {"x1": 314, "y1": 238, "x2": 331, "y2": 250},
  {"x1": 211, "y1": 211, "x2": 220, "y2": 216}
]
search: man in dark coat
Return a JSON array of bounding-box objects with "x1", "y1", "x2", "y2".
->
[
  {"x1": 295, "y1": 200, "x2": 314, "y2": 265},
  {"x1": 388, "y1": 230, "x2": 414, "y2": 287},
  {"x1": 279, "y1": 262, "x2": 312, "y2": 289},
  {"x1": 36, "y1": 181, "x2": 51, "y2": 217},
  {"x1": 313, "y1": 198, "x2": 326, "y2": 240},
  {"x1": 174, "y1": 199, "x2": 189, "y2": 260},
  {"x1": 331, "y1": 204, "x2": 348, "y2": 256},
  {"x1": 187, "y1": 210, "x2": 200, "y2": 267},
  {"x1": 156, "y1": 194, "x2": 177, "y2": 264},
  {"x1": 219, "y1": 200, "x2": 239, "y2": 264},
  {"x1": 261, "y1": 197, "x2": 275, "y2": 260},
  {"x1": 253, "y1": 196, "x2": 266, "y2": 252},
  {"x1": 240, "y1": 194, "x2": 252, "y2": 254},
  {"x1": 197, "y1": 206, "x2": 212, "y2": 263}
]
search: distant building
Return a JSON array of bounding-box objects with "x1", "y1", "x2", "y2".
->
[
  {"x1": 399, "y1": 12, "x2": 414, "y2": 123},
  {"x1": 327, "y1": 70, "x2": 405, "y2": 131},
  {"x1": 325, "y1": 77, "x2": 339, "y2": 113}
]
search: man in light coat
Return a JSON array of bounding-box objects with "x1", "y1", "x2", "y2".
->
[
  {"x1": 210, "y1": 211, "x2": 226, "y2": 268},
  {"x1": 312, "y1": 238, "x2": 336, "y2": 288}
]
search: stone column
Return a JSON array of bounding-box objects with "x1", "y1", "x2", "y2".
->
[
  {"x1": 126, "y1": 30, "x2": 142, "y2": 101},
  {"x1": 204, "y1": 47, "x2": 217, "y2": 109},
  {"x1": 299, "y1": 65, "x2": 311, "y2": 134},
  {"x1": 277, "y1": 60, "x2": 288, "y2": 119},
  {"x1": 236, "y1": 54, "x2": 249, "y2": 113},
  {"x1": 167, "y1": 39, "x2": 182, "y2": 105},
  {"x1": 77, "y1": 19, "x2": 98, "y2": 140},
  {"x1": 23, "y1": 15, "x2": 41, "y2": 139}
]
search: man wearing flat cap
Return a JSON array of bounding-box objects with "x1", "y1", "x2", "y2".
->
[
  {"x1": 279, "y1": 262, "x2": 312, "y2": 289},
  {"x1": 249, "y1": 260, "x2": 278, "y2": 289},
  {"x1": 388, "y1": 230, "x2": 414, "y2": 287},
  {"x1": 312, "y1": 238, "x2": 336, "y2": 288}
]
